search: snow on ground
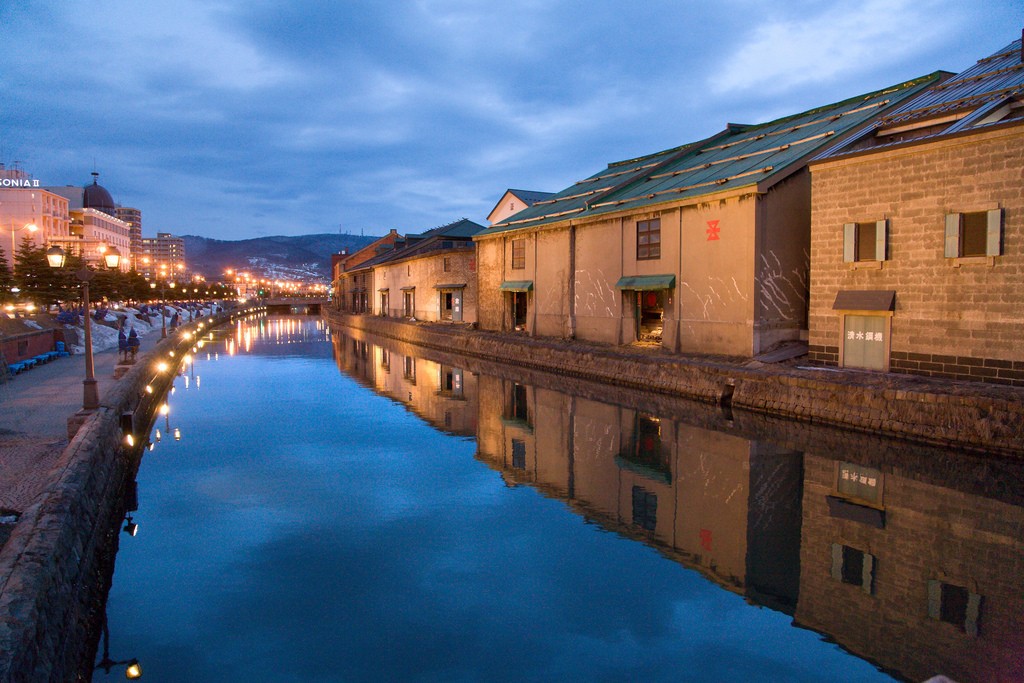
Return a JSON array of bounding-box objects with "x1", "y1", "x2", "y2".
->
[{"x1": 63, "y1": 303, "x2": 221, "y2": 355}]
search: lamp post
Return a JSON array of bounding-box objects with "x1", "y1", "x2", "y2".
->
[
  {"x1": 6, "y1": 221, "x2": 38, "y2": 269},
  {"x1": 47, "y1": 245, "x2": 120, "y2": 411}
]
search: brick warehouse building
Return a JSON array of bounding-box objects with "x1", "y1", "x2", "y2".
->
[
  {"x1": 339, "y1": 219, "x2": 485, "y2": 323},
  {"x1": 807, "y1": 36, "x2": 1024, "y2": 386},
  {"x1": 473, "y1": 74, "x2": 941, "y2": 358}
]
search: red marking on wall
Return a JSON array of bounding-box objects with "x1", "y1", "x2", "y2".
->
[
  {"x1": 706, "y1": 220, "x2": 720, "y2": 241},
  {"x1": 699, "y1": 528, "x2": 713, "y2": 551}
]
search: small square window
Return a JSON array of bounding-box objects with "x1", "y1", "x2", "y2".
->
[
  {"x1": 945, "y1": 210, "x2": 1002, "y2": 259},
  {"x1": 831, "y1": 544, "x2": 875, "y2": 594},
  {"x1": 928, "y1": 580, "x2": 982, "y2": 636},
  {"x1": 843, "y1": 221, "x2": 887, "y2": 262}
]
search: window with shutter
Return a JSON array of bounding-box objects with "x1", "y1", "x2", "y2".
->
[
  {"x1": 945, "y1": 210, "x2": 1003, "y2": 259},
  {"x1": 843, "y1": 221, "x2": 887, "y2": 262}
]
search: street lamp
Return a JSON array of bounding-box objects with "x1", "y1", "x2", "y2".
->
[
  {"x1": 47, "y1": 245, "x2": 120, "y2": 410},
  {"x1": 6, "y1": 221, "x2": 38, "y2": 267}
]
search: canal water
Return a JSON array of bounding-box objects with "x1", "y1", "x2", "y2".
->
[{"x1": 93, "y1": 315, "x2": 1024, "y2": 682}]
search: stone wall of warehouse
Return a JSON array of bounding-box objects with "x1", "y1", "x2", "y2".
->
[
  {"x1": 807, "y1": 126, "x2": 1024, "y2": 384},
  {"x1": 325, "y1": 310, "x2": 1024, "y2": 457},
  {"x1": 0, "y1": 310, "x2": 236, "y2": 682}
]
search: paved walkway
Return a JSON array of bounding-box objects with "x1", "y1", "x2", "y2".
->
[{"x1": 0, "y1": 326, "x2": 165, "y2": 515}]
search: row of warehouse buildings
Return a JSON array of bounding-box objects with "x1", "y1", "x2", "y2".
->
[{"x1": 333, "y1": 35, "x2": 1024, "y2": 386}]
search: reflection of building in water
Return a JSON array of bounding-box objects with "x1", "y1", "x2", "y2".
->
[
  {"x1": 475, "y1": 374, "x2": 803, "y2": 610},
  {"x1": 329, "y1": 326, "x2": 1024, "y2": 681},
  {"x1": 796, "y1": 453, "x2": 1024, "y2": 683},
  {"x1": 331, "y1": 330, "x2": 477, "y2": 437}
]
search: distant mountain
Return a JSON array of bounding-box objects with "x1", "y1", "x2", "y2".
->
[{"x1": 182, "y1": 233, "x2": 376, "y2": 282}]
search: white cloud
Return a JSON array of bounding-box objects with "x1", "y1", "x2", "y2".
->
[
  {"x1": 46, "y1": 0, "x2": 301, "y2": 93},
  {"x1": 709, "y1": 0, "x2": 954, "y2": 94}
]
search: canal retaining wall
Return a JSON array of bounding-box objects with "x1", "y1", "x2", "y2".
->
[
  {"x1": 0, "y1": 311, "x2": 236, "y2": 682},
  {"x1": 325, "y1": 311, "x2": 1024, "y2": 457}
]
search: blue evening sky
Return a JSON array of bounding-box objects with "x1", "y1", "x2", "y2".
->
[{"x1": 1, "y1": 1, "x2": 1019, "y2": 240}]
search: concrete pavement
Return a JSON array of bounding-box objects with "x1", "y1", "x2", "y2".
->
[{"x1": 0, "y1": 324, "x2": 166, "y2": 516}]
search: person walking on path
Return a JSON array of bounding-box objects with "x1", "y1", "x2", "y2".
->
[{"x1": 0, "y1": 323, "x2": 165, "y2": 520}]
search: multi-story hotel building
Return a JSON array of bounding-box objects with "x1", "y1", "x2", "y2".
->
[
  {"x1": 0, "y1": 165, "x2": 71, "y2": 269},
  {"x1": 116, "y1": 206, "x2": 143, "y2": 270},
  {"x1": 46, "y1": 173, "x2": 131, "y2": 271},
  {"x1": 138, "y1": 232, "x2": 186, "y2": 281}
]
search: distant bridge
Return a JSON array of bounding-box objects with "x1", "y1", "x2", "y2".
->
[{"x1": 263, "y1": 297, "x2": 329, "y2": 314}]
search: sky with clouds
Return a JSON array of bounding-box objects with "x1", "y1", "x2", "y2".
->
[{"x1": 1, "y1": 1, "x2": 1020, "y2": 241}]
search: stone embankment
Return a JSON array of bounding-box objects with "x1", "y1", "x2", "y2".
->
[
  {"x1": 326, "y1": 311, "x2": 1024, "y2": 457},
  {"x1": 0, "y1": 310, "x2": 237, "y2": 682}
]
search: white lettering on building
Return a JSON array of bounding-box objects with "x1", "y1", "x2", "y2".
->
[{"x1": 0, "y1": 179, "x2": 41, "y2": 188}]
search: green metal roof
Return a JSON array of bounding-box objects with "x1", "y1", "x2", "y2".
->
[
  {"x1": 614, "y1": 274, "x2": 676, "y2": 290},
  {"x1": 477, "y1": 73, "x2": 943, "y2": 237},
  {"x1": 499, "y1": 280, "x2": 533, "y2": 292}
]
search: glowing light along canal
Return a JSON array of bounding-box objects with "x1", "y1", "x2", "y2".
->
[{"x1": 94, "y1": 314, "x2": 1023, "y2": 682}]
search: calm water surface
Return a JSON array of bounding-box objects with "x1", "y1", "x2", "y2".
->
[{"x1": 93, "y1": 315, "x2": 1024, "y2": 682}]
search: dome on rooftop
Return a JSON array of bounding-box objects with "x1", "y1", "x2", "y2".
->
[{"x1": 83, "y1": 172, "x2": 116, "y2": 216}]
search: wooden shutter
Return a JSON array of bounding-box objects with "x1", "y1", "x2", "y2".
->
[
  {"x1": 944, "y1": 214, "x2": 961, "y2": 258},
  {"x1": 986, "y1": 208, "x2": 1003, "y2": 256},
  {"x1": 965, "y1": 592, "x2": 982, "y2": 637},
  {"x1": 843, "y1": 223, "x2": 856, "y2": 262},
  {"x1": 927, "y1": 580, "x2": 942, "y2": 619},
  {"x1": 830, "y1": 544, "x2": 843, "y2": 579},
  {"x1": 861, "y1": 553, "x2": 875, "y2": 595},
  {"x1": 875, "y1": 220, "x2": 888, "y2": 261}
]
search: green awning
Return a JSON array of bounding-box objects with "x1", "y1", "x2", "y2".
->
[
  {"x1": 500, "y1": 280, "x2": 533, "y2": 292},
  {"x1": 614, "y1": 455, "x2": 672, "y2": 484},
  {"x1": 614, "y1": 274, "x2": 676, "y2": 291},
  {"x1": 433, "y1": 283, "x2": 467, "y2": 290}
]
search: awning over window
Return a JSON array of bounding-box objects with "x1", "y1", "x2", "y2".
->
[
  {"x1": 832, "y1": 290, "x2": 896, "y2": 311},
  {"x1": 378, "y1": 287, "x2": 389, "y2": 293},
  {"x1": 500, "y1": 280, "x2": 533, "y2": 292},
  {"x1": 614, "y1": 274, "x2": 676, "y2": 291},
  {"x1": 433, "y1": 283, "x2": 467, "y2": 290},
  {"x1": 400, "y1": 286, "x2": 416, "y2": 291},
  {"x1": 614, "y1": 455, "x2": 672, "y2": 484}
]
